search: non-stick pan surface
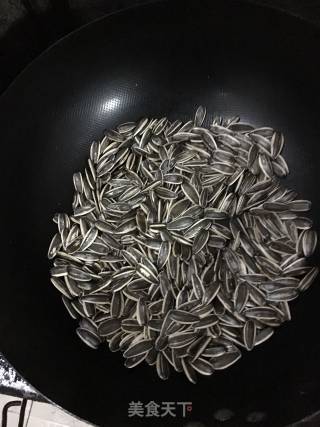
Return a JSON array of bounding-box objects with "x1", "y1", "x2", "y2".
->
[{"x1": 0, "y1": 0, "x2": 320, "y2": 425}]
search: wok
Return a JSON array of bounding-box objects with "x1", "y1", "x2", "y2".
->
[{"x1": 0, "y1": 0, "x2": 320, "y2": 425}]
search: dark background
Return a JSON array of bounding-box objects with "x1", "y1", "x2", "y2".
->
[{"x1": 1, "y1": 0, "x2": 320, "y2": 95}]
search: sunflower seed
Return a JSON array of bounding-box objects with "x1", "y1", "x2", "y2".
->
[
  {"x1": 194, "y1": 315, "x2": 219, "y2": 330},
  {"x1": 211, "y1": 351, "x2": 241, "y2": 370},
  {"x1": 79, "y1": 227, "x2": 98, "y2": 251},
  {"x1": 243, "y1": 320, "x2": 256, "y2": 350},
  {"x1": 98, "y1": 319, "x2": 121, "y2": 337},
  {"x1": 288, "y1": 200, "x2": 312, "y2": 212},
  {"x1": 302, "y1": 229, "x2": 317, "y2": 257},
  {"x1": 191, "y1": 273, "x2": 205, "y2": 300},
  {"x1": 244, "y1": 307, "x2": 279, "y2": 320},
  {"x1": 266, "y1": 287, "x2": 298, "y2": 302},
  {"x1": 181, "y1": 181, "x2": 199, "y2": 205},
  {"x1": 68, "y1": 266, "x2": 92, "y2": 282},
  {"x1": 167, "y1": 216, "x2": 194, "y2": 231},
  {"x1": 193, "y1": 229, "x2": 210, "y2": 254},
  {"x1": 298, "y1": 267, "x2": 319, "y2": 292},
  {"x1": 124, "y1": 353, "x2": 147, "y2": 368},
  {"x1": 48, "y1": 233, "x2": 62, "y2": 259},
  {"x1": 49, "y1": 108, "x2": 317, "y2": 383},
  {"x1": 234, "y1": 282, "x2": 249, "y2": 313},
  {"x1": 156, "y1": 352, "x2": 170, "y2": 380},
  {"x1": 168, "y1": 332, "x2": 197, "y2": 348},
  {"x1": 194, "y1": 105, "x2": 206, "y2": 127},
  {"x1": 76, "y1": 328, "x2": 101, "y2": 349},
  {"x1": 271, "y1": 131, "x2": 284, "y2": 158},
  {"x1": 181, "y1": 357, "x2": 197, "y2": 384},
  {"x1": 190, "y1": 357, "x2": 214, "y2": 375},
  {"x1": 170, "y1": 310, "x2": 199, "y2": 324},
  {"x1": 123, "y1": 339, "x2": 153, "y2": 358}
]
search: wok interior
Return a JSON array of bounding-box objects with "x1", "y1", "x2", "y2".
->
[{"x1": 0, "y1": 1, "x2": 319, "y2": 425}]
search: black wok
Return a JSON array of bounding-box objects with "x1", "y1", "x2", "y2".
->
[{"x1": 0, "y1": 0, "x2": 320, "y2": 425}]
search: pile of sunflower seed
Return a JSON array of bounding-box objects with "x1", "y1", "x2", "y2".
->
[{"x1": 48, "y1": 107, "x2": 318, "y2": 383}]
